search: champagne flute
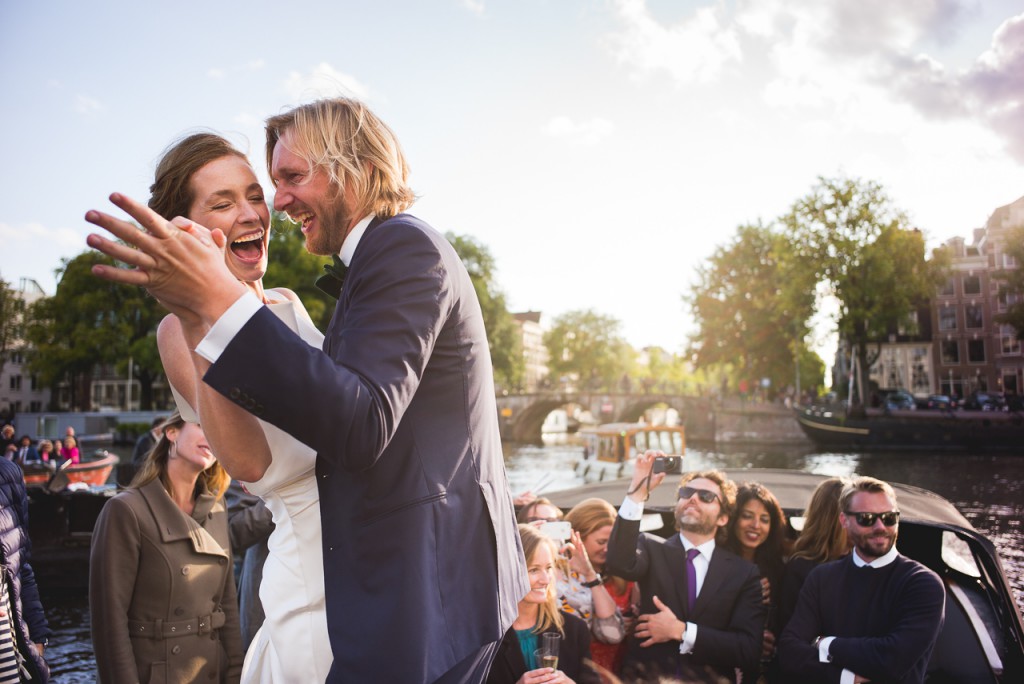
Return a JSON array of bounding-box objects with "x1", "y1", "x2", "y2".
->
[{"x1": 540, "y1": 633, "x2": 560, "y2": 670}]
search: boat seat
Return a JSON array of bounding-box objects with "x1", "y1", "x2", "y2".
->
[{"x1": 925, "y1": 575, "x2": 1001, "y2": 683}]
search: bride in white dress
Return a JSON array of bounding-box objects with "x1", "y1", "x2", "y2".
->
[{"x1": 150, "y1": 133, "x2": 333, "y2": 683}]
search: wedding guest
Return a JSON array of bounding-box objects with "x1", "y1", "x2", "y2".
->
[
  {"x1": 38, "y1": 440, "x2": 54, "y2": 463},
  {"x1": 559, "y1": 498, "x2": 631, "y2": 674},
  {"x1": 14, "y1": 435, "x2": 40, "y2": 464},
  {"x1": 487, "y1": 524, "x2": 598, "y2": 684},
  {"x1": 132, "y1": 416, "x2": 165, "y2": 465},
  {"x1": 0, "y1": 456, "x2": 52, "y2": 682},
  {"x1": 89, "y1": 412, "x2": 243, "y2": 683},
  {"x1": 606, "y1": 453, "x2": 765, "y2": 683},
  {"x1": 776, "y1": 477, "x2": 850, "y2": 632},
  {"x1": 725, "y1": 482, "x2": 788, "y2": 681},
  {"x1": 519, "y1": 496, "x2": 565, "y2": 524},
  {"x1": 778, "y1": 477, "x2": 945, "y2": 684}
]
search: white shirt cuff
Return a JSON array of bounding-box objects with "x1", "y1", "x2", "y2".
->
[
  {"x1": 618, "y1": 496, "x2": 644, "y2": 520},
  {"x1": 677, "y1": 622, "x2": 697, "y2": 654},
  {"x1": 840, "y1": 670, "x2": 856, "y2": 684},
  {"x1": 818, "y1": 636, "x2": 835, "y2": 663},
  {"x1": 194, "y1": 292, "x2": 262, "y2": 363}
]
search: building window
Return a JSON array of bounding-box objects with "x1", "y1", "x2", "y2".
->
[
  {"x1": 963, "y1": 275, "x2": 982, "y2": 295},
  {"x1": 964, "y1": 304, "x2": 983, "y2": 329},
  {"x1": 967, "y1": 339, "x2": 986, "y2": 363},
  {"x1": 1004, "y1": 252, "x2": 1019, "y2": 268},
  {"x1": 1002, "y1": 327, "x2": 1021, "y2": 355},
  {"x1": 938, "y1": 307, "x2": 957, "y2": 331},
  {"x1": 898, "y1": 311, "x2": 919, "y2": 337},
  {"x1": 9, "y1": 375, "x2": 21, "y2": 391},
  {"x1": 941, "y1": 340, "x2": 959, "y2": 364},
  {"x1": 939, "y1": 278, "x2": 955, "y2": 296},
  {"x1": 28, "y1": 401, "x2": 41, "y2": 412}
]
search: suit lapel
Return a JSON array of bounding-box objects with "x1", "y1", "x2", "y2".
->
[
  {"x1": 693, "y1": 547, "x2": 730, "y2": 617},
  {"x1": 665, "y1": 534, "x2": 694, "y2": 620}
]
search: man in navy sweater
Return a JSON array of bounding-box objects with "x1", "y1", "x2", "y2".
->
[{"x1": 778, "y1": 476, "x2": 945, "y2": 683}]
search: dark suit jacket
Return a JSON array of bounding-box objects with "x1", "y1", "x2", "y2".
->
[
  {"x1": 204, "y1": 214, "x2": 529, "y2": 683},
  {"x1": 605, "y1": 517, "x2": 765, "y2": 683},
  {"x1": 486, "y1": 611, "x2": 599, "y2": 684}
]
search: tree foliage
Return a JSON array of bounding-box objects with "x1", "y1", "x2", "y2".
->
[
  {"x1": 544, "y1": 310, "x2": 635, "y2": 392},
  {"x1": 25, "y1": 252, "x2": 165, "y2": 409},
  {"x1": 994, "y1": 225, "x2": 1024, "y2": 338},
  {"x1": 685, "y1": 222, "x2": 819, "y2": 393},
  {"x1": 446, "y1": 233, "x2": 524, "y2": 391},
  {"x1": 0, "y1": 278, "x2": 23, "y2": 382},
  {"x1": 782, "y1": 177, "x2": 948, "y2": 405}
]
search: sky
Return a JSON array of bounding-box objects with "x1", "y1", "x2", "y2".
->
[{"x1": 2, "y1": 0, "x2": 1023, "y2": 362}]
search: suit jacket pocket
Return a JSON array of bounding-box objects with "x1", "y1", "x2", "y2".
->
[{"x1": 354, "y1": 491, "x2": 447, "y2": 527}]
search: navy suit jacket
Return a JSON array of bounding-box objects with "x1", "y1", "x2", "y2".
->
[
  {"x1": 204, "y1": 214, "x2": 529, "y2": 683},
  {"x1": 606, "y1": 517, "x2": 765, "y2": 683}
]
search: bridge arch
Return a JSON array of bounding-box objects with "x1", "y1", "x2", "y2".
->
[{"x1": 507, "y1": 397, "x2": 580, "y2": 443}]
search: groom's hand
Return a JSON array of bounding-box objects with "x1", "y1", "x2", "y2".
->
[{"x1": 85, "y1": 192, "x2": 246, "y2": 326}]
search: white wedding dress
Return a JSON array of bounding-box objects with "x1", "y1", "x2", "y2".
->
[{"x1": 171, "y1": 292, "x2": 333, "y2": 683}]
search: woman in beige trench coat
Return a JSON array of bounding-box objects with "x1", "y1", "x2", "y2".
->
[{"x1": 90, "y1": 412, "x2": 243, "y2": 683}]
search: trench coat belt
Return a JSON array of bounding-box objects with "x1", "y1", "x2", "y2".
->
[{"x1": 128, "y1": 610, "x2": 226, "y2": 639}]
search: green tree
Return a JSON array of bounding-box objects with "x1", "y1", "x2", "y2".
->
[
  {"x1": 25, "y1": 252, "x2": 165, "y2": 409},
  {"x1": 544, "y1": 310, "x2": 635, "y2": 392},
  {"x1": 782, "y1": 177, "x2": 947, "y2": 407},
  {"x1": 994, "y1": 225, "x2": 1024, "y2": 337},
  {"x1": 685, "y1": 222, "x2": 819, "y2": 395},
  {"x1": 0, "y1": 278, "x2": 23, "y2": 382},
  {"x1": 264, "y1": 212, "x2": 336, "y2": 331},
  {"x1": 446, "y1": 233, "x2": 524, "y2": 392}
]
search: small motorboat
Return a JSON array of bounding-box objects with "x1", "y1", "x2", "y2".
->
[{"x1": 21, "y1": 449, "x2": 119, "y2": 489}]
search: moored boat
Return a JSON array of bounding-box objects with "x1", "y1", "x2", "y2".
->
[
  {"x1": 21, "y1": 449, "x2": 119, "y2": 488},
  {"x1": 795, "y1": 405, "x2": 1024, "y2": 451},
  {"x1": 546, "y1": 468, "x2": 1024, "y2": 682},
  {"x1": 575, "y1": 422, "x2": 685, "y2": 482}
]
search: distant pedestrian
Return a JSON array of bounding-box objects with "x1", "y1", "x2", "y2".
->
[{"x1": 131, "y1": 417, "x2": 164, "y2": 465}]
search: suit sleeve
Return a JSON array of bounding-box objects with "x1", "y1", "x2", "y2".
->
[
  {"x1": 828, "y1": 567, "x2": 945, "y2": 681},
  {"x1": 605, "y1": 517, "x2": 649, "y2": 581},
  {"x1": 90, "y1": 497, "x2": 144, "y2": 684},
  {"x1": 203, "y1": 221, "x2": 452, "y2": 471}
]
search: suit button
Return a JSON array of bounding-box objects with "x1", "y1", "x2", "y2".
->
[
  {"x1": 174, "y1": 607, "x2": 184, "y2": 616},
  {"x1": 171, "y1": 645, "x2": 181, "y2": 655},
  {"x1": 229, "y1": 388, "x2": 241, "y2": 400}
]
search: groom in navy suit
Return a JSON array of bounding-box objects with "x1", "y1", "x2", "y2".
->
[{"x1": 86, "y1": 98, "x2": 528, "y2": 683}]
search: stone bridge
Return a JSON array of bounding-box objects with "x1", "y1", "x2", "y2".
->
[{"x1": 495, "y1": 392, "x2": 708, "y2": 443}]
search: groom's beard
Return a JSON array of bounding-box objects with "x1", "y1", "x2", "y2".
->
[{"x1": 306, "y1": 190, "x2": 353, "y2": 257}]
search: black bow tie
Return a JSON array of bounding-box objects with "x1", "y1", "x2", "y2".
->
[{"x1": 315, "y1": 254, "x2": 347, "y2": 299}]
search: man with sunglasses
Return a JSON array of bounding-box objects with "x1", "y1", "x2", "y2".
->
[
  {"x1": 778, "y1": 476, "x2": 945, "y2": 684},
  {"x1": 605, "y1": 452, "x2": 765, "y2": 683}
]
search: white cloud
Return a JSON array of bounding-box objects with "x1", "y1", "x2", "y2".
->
[
  {"x1": 542, "y1": 116, "x2": 614, "y2": 145},
  {"x1": 74, "y1": 95, "x2": 101, "y2": 114},
  {"x1": 207, "y1": 67, "x2": 227, "y2": 79},
  {"x1": 461, "y1": 0, "x2": 485, "y2": 16},
  {"x1": 283, "y1": 63, "x2": 372, "y2": 102},
  {"x1": 606, "y1": 0, "x2": 742, "y2": 84}
]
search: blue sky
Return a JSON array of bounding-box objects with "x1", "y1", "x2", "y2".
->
[{"x1": 2, "y1": 0, "x2": 1022, "y2": 357}]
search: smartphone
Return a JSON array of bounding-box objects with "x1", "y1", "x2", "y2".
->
[
  {"x1": 652, "y1": 455, "x2": 682, "y2": 474},
  {"x1": 540, "y1": 520, "x2": 572, "y2": 543}
]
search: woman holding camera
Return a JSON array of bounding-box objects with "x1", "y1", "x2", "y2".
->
[{"x1": 557, "y1": 498, "x2": 629, "y2": 673}]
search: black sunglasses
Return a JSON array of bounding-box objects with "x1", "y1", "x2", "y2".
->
[
  {"x1": 678, "y1": 486, "x2": 720, "y2": 505},
  {"x1": 846, "y1": 511, "x2": 900, "y2": 527}
]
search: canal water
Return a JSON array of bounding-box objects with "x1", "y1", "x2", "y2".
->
[{"x1": 41, "y1": 441, "x2": 1024, "y2": 681}]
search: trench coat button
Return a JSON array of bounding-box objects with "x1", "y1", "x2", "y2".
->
[
  {"x1": 174, "y1": 607, "x2": 184, "y2": 616},
  {"x1": 171, "y1": 645, "x2": 181, "y2": 655},
  {"x1": 219, "y1": 558, "x2": 226, "y2": 565},
  {"x1": 181, "y1": 566, "x2": 190, "y2": 575}
]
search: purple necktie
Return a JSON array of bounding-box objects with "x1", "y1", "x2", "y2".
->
[{"x1": 686, "y1": 548, "x2": 700, "y2": 613}]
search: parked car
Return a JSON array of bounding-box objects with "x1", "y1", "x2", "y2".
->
[
  {"x1": 963, "y1": 391, "x2": 1006, "y2": 411},
  {"x1": 883, "y1": 390, "x2": 917, "y2": 411},
  {"x1": 925, "y1": 394, "x2": 958, "y2": 410}
]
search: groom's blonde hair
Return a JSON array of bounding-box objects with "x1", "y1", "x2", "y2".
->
[{"x1": 265, "y1": 98, "x2": 416, "y2": 220}]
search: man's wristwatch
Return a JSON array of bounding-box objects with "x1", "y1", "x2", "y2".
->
[{"x1": 581, "y1": 574, "x2": 603, "y2": 588}]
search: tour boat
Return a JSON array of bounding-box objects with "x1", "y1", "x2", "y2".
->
[
  {"x1": 575, "y1": 422, "x2": 686, "y2": 482},
  {"x1": 21, "y1": 449, "x2": 119, "y2": 489}
]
